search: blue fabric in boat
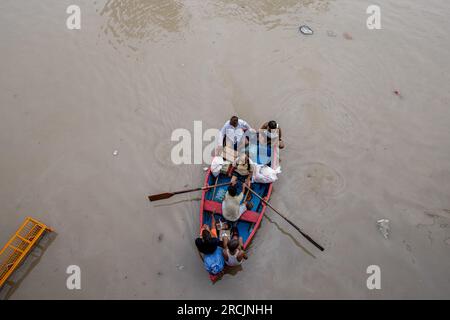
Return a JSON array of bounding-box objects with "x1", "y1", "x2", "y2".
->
[{"x1": 203, "y1": 246, "x2": 224, "y2": 275}]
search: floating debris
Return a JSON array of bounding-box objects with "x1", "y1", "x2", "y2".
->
[
  {"x1": 327, "y1": 30, "x2": 337, "y2": 37},
  {"x1": 203, "y1": 167, "x2": 209, "y2": 171},
  {"x1": 299, "y1": 25, "x2": 314, "y2": 35},
  {"x1": 112, "y1": 150, "x2": 119, "y2": 156},
  {"x1": 393, "y1": 90, "x2": 403, "y2": 98},
  {"x1": 377, "y1": 219, "x2": 390, "y2": 239},
  {"x1": 176, "y1": 264, "x2": 185, "y2": 271},
  {"x1": 343, "y1": 32, "x2": 353, "y2": 40}
]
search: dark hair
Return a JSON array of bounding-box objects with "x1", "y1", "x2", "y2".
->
[
  {"x1": 268, "y1": 120, "x2": 277, "y2": 130},
  {"x1": 228, "y1": 239, "x2": 239, "y2": 253},
  {"x1": 228, "y1": 185, "x2": 237, "y2": 197},
  {"x1": 201, "y1": 229, "x2": 211, "y2": 241},
  {"x1": 230, "y1": 116, "x2": 239, "y2": 126}
]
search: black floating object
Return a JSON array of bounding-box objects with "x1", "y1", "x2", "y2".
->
[{"x1": 299, "y1": 25, "x2": 313, "y2": 35}]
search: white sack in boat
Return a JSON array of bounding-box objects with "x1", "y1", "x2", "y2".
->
[
  {"x1": 252, "y1": 164, "x2": 281, "y2": 183},
  {"x1": 211, "y1": 156, "x2": 224, "y2": 177}
]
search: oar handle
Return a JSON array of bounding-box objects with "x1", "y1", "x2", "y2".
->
[{"x1": 284, "y1": 218, "x2": 324, "y2": 251}]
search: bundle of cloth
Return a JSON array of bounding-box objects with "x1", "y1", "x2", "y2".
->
[
  {"x1": 210, "y1": 155, "x2": 281, "y2": 183},
  {"x1": 252, "y1": 164, "x2": 281, "y2": 183}
]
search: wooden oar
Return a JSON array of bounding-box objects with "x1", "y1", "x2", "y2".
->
[
  {"x1": 244, "y1": 184, "x2": 325, "y2": 252},
  {"x1": 211, "y1": 176, "x2": 219, "y2": 201},
  {"x1": 148, "y1": 182, "x2": 231, "y2": 202}
]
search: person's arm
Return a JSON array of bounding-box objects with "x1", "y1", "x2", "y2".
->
[
  {"x1": 245, "y1": 175, "x2": 251, "y2": 188},
  {"x1": 260, "y1": 122, "x2": 268, "y2": 130},
  {"x1": 240, "y1": 119, "x2": 252, "y2": 131},
  {"x1": 223, "y1": 236, "x2": 229, "y2": 249},
  {"x1": 218, "y1": 121, "x2": 229, "y2": 147},
  {"x1": 223, "y1": 248, "x2": 229, "y2": 262},
  {"x1": 246, "y1": 163, "x2": 254, "y2": 185},
  {"x1": 240, "y1": 251, "x2": 248, "y2": 260},
  {"x1": 238, "y1": 237, "x2": 248, "y2": 260}
]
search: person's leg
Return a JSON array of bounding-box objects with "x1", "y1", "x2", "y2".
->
[
  {"x1": 223, "y1": 235, "x2": 229, "y2": 249},
  {"x1": 238, "y1": 237, "x2": 244, "y2": 249},
  {"x1": 231, "y1": 225, "x2": 240, "y2": 239},
  {"x1": 210, "y1": 213, "x2": 218, "y2": 238}
]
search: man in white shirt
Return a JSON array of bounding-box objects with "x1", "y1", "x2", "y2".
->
[{"x1": 218, "y1": 116, "x2": 252, "y2": 151}]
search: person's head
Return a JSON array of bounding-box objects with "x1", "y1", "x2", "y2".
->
[
  {"x1": 265, "y1": 120, "x2": 279, "y2": 139},
  {"x1": 230, "y1": 116, "x2": 239, "y2": 128},
  {"x1": 228, "y1": 185, "x2": 237, "y2": 197},
  {"x1": 201, "y1": 229, "x2": 211, "y2": 242},
  {"x1": 228, "y1": 238, "x2": 240, "y2": 254},
  {"x1": 268, "y1": 120, "x2": 278, "y2": 130}
]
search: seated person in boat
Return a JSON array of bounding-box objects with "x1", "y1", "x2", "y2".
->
[
  {"x1": 222, "y1": 185, "x2": 252, "y2": 223},
  {"x1": 229, "y1": 153, "x2": 254, "y2": 193},
  {"x1": 195, "y1": 214, "x2": 222, "y2": 255},
  {"x1": 260, "y1": 120, "x2": 284, "y2": 149},
  {"x1": 222, "y1": 227, "x2": 248, "y2": 267},
  {"x1": 217, "y1": 116, "x2": 252, "y2": 153}
]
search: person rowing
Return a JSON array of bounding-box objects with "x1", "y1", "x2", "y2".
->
[{"x1": 222, "y1": 185, "x2": 252, "y2": 223}]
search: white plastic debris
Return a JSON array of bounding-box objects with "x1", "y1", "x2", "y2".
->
[
  {"x1": 203, "y1": 167, "x2": 209, "y2": 172},
  {"x1": 299, "y1": 25, "x2": 314, "y2": 35},
  {"x1": 377, "y1": 219, "x2": 390, "y2": 239},
  {"x1": 112, "y1": 150, "x2": 119, "y2": 156},
  {"x1": 327, "y1": 30, "x2": 337, "y2": 37},
  {"x1": 176, "y1": 264, "x2": 185, "y2": 271}
]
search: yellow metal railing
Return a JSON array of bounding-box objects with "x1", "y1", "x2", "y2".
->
[{"x1": 0, "y1": 217, "x2": 53, "y2": 287}]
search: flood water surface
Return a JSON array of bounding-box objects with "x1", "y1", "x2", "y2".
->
[{"x1": 1, "y1": 0, "x2": 450, "y2": 299}]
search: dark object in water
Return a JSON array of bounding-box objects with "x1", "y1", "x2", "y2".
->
[
  {"x1": 394, "y1": 90, "x2": 403, "y2": 98},
  {"x1": 299, "y1": 25, "x2": 313, "y2": 35},
  {"x1": 343, "y1": 32, "x2": 353, "y2": 40}
]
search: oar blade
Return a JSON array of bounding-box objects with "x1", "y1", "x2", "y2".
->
[{"x1": 148, "y1": 193, "x2": 174, "y2": 202}]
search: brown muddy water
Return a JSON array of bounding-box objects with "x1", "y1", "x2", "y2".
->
[{"x1": 1, "y1": 0, "x2": 450, "y2": 299}]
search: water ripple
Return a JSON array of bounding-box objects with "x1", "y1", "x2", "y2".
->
[
  {"x1": 212, "y1": 0, "x2": 332, "y2": 29},
  {"x1": 99, "y1": 0, "x2": 191, "y2": 49}
]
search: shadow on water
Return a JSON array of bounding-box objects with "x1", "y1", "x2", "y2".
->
[
  {"x1": 0, "y1": 231, "x2": 57, "y2": 300},
  {"x1": 264, "y1": 214, "x2": 316, "y2": 259},
  {"x1": 99, "y1": 0, "x2": 190, "y2": 50}
]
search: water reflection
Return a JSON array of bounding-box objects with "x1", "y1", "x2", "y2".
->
[{"x1": 99, "y1": 0, "x2": 190, "y2": 48}]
